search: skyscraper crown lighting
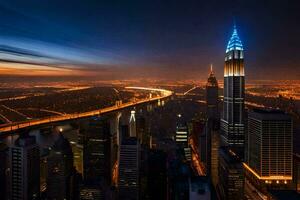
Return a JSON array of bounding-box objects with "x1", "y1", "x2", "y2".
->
[{"x1": 226, "y1": 26, "x2": 243, "y2": 53}]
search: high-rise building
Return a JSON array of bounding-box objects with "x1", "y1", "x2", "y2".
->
[
  {"x1": 47, "y1": 133, "x2": 79, "y2": 200},
  {"x1": 206, "y1": 64, "x2": 219, "y2": 123},
  {"x1": 143, "y1": 149, "x2": 167, "y2": 199},
  {"x1": 245, "y1": 109, "x2": 293, "y2": 188},
  {"x1": 206, "y1": 65, "x2": 220, "y2": 177},
  {"x1": 221, "y1": 26, "x2": 245, "y2": 156},
  {"x1": 175, "y1": 121, "x2": 191, "y2": 161},
  {"x1": 136, "y1": 115, "x2": 148, "y2": 145},
  {"x1": 9, "y1": 134, "x2": 40, "y2": 200},
  {"x1": 218, "y1": 147, "x2": 244, "y2": 200},
  {"x1": 0, "y1": 142, "x2": 8, "y2": 200},
  {"x1": 83, "y1": 117, "x2": 111, "y2": 186},
  {"x1": 118, "y1": 137, "x2": 140, "y2": 200}
]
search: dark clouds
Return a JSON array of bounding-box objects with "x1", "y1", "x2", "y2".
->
[{"x1": 0, "y1": 0, "x2": 299, "y2": 80}]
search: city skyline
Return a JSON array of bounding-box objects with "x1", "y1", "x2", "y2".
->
[
  {"x1": 0, "y1": 1, "x2": 299, "y2": 80},
  {"x1": 0, "y1": 1, "x2": 300, "y2": 200}
]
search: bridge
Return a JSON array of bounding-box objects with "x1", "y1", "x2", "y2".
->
[{"x1": 0, "y1": 87, "x2": 173, "y2": 135}]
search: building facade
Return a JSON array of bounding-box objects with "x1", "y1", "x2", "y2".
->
[
  {"x1": 118, "y1": 137, "x2": 140, "y2": 200},
  {"x1": 245, "y1": 109, "x2": 293, "y2": 189},
  {"x1": 9, "y1": 134, "x2": 40, "y2": 200},
  {"x1": 218, "y1": 147, "x2": 244, "y2": 200},
  {"x1": 176, "y1": 122, "x2": 191, "y2": 161},
  {"x1": 206, "y1": 65, "x2": 220, "y2": 178},
  {"x1": 83, "y1": 117, "x2": 111, "y2": 186},
  {"x1": 47, "y1": 133, "x2": 78, "y2": 200}
]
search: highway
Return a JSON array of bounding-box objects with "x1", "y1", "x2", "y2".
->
[
  {"x1": 0, "y1": 87, "x2": 172, "y2": 134},
  {"x1": 183, "y1": 86, "x2": 198, "y2": 95}
]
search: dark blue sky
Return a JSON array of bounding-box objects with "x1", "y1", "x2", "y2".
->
[{"x1": 0, "y1": 0, "x2": 299, "y2": 79}]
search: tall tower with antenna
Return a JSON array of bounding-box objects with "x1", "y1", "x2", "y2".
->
[
  {"x1": 206, "y1": 64, "x2": 219, "y2": 122},
  {"x1": 221, "y1": 25, "x2": 245, "y2": 156}
]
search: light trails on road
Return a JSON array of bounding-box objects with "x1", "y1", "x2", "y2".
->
[
  {"x1": 0, "y1": 87, "x2": 173, "y2": 134},
  {"x1": 189, "y1": 137, "x2": 206, "y2": 176},
  {"x1": 183, "y1": 86, "x2": 198, "y2": 95}
]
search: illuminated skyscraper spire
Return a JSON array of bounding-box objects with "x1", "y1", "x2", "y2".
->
[
  {"x1": 207, "y1": 64, "x2": 218, "y2": 87},
  {"x1": 221, "y1": 25, "x2": 245, "y2": 157},
  {"x1": 226, "y1": 25, "x2": 243, "y2": 53}
]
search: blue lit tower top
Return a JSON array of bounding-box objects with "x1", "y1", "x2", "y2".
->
[
  {"x1": 224, "y1": 25, "x2": 244, "y2": 77},
  {"x1": 226, "y1": 26, "x2": 243, "y2": 53}
]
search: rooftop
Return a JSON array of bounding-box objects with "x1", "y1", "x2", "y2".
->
[
  {"x1": 249, "y1": 109, "x2": 291, "y2": 121},
  {"x1": 226, "y1": 26, "x2": 243, "y2": 53}
]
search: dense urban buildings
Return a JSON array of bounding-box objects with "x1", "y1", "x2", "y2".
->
[{"x1": 0, "y1": 2, "x2": 299, "y2": 199}]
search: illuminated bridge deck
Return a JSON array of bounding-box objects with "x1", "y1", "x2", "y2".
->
[{"x1": 0, "y1": 87, "x2": 172, "y2": 135}]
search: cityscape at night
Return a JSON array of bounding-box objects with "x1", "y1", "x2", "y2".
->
[{"x1": 0, "y1": 0, "x2": 300, "y2": 200}]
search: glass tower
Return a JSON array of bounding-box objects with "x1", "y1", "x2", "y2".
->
[{"x1": 221, "y1": 26, "x2": 245, "y2": 155}]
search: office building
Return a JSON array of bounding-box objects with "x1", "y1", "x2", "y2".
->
[
  {"x1": 47, "y1": 133, "x2": 79, "y2": 200},
  {"x1": 83, "y1": 117, "x2": 111, "y2": 186},
  {"x1": 245, "y1": 109, "x2": 293, "y2": 188},
  {"x1": 206, "y1": 66, "x2": 219, "y2": 178},
  {"x1": 218, "y1": 147, "x2": 244, "y2": 200},
  {"x1": 118, "y1": 137, "x2": 140, "y2": 200},
  {"x1": 9, "y1": 134, "x2": 40, "y2": 200},
  {"x1": 176, "y1": 121, "x2": 191, "y2": 161}
]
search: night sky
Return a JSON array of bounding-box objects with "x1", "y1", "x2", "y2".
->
[{"x1": 0, "y1": 0, "x2": 299, "y2": 80}]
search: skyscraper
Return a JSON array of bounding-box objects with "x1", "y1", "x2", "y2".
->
[
  {"x1": 217, "y1": 26, "x2": 245, "y2": 199},
  {"x1": 206, "y1": 65, "x2": 219, "y2": 178},
  {"x1": 118, "y1": 137, "x2": 140, "y2": 200},
  {"x1": 175, "y1": 119, "x2": 191, "y2": 161},
  {"x1": 9, "y1": 134, "x2": 40, "y2": 200},
  {"x1": 221, "y1": 25, "x2": 245, "y2": 156},
  {"x1": 47, "y1": 133, "x2": 79, "y2": 200},
  {"x1": 218, "y1": 147, "x2": 244, "y2": 200},
  {"x1": 83, "y1": 117, "x2": 111, "y2": 186},
  {"x1": 206, "y1": 64, "x2": 219, "y2": 123},
  {"x1": 245, "y1": 109, "x2": 293, "y2": 188}
]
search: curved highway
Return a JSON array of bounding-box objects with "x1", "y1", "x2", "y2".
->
[{"x1": 0, "y1": 87, "x2": 173, "y2": 134}]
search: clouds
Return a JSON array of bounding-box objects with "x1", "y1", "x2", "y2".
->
[{"x1": 0, "y1": 1, "x2": 299, "y2": 80}]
